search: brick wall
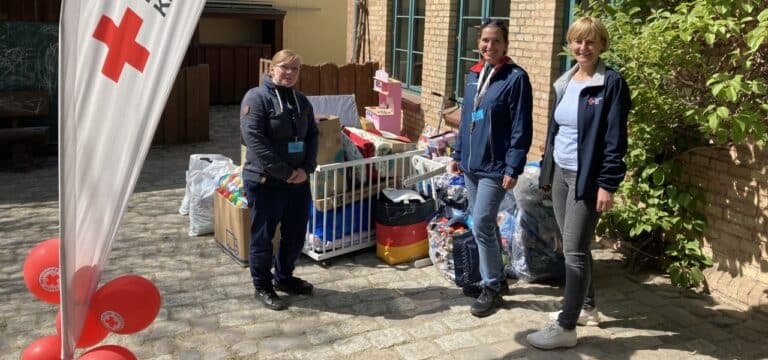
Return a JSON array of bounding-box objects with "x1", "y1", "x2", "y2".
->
[
  {"x1": 344, "y1": 1, "x2": 768, "y2": 311},
  {"x1": 347, "y1": 0, "x2": 389, "y2": 65},
  {"x1": 401, "y1": 94, "x2": 423, "y2": 140},
  {"x1": 418, "y1": 0, "x2": 457, "y2": 134},
  {"x1": 368, "y1": 1, "x2": 390, "y2": 65},
  {"x1": 508, "y1": 0, "x2": 565, "y2": 159},
  {"x1": 346, "y1": 0, "x2": 562, "y2": 148},
  {"x1": 678, "y1": 144, "x2": 768, "y2": 313}
]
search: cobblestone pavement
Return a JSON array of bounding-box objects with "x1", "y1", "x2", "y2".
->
[{"x1": 2, "y1": 106, "x2": 767, "y2": 359}]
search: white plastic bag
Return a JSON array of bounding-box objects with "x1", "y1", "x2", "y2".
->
[
  {"x1": 180, "y1": 154, "x2": 232, "y2": 215},
  {"x1": 184, "y1": 154, "x2": 237, "y2": 236}
]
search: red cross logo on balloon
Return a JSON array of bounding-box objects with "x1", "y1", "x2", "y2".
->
[
  {"x1": 100, "y1": 311, "x2": 125, "y2": 331},
  {"x1": 38, "y1": 267, "x2": 60, "y2": 292},
  {"x1": 92, "y1": 8, "x2": 150, "y2": 83},
  {"x1": 45, "y1": 273, "x2": 58, "y2": 286}
]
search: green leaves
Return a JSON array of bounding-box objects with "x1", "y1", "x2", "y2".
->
[
  {"x1": 664, "y1": 235, "x2": 711, "y2": 288},
  {"x1": 715, "y1": 106, "x2": 730, "y2": 119},
  {"x1": 582, "y1": 0, "x2": 766, "y2": 289},
  {"x1": 759, "y1": 8, "x2": 768, "y2": 21},
  {"x1": 745, "y1": 25, "x2": 766, "y2": 52}
]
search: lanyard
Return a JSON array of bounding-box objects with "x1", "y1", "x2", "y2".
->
[
  {"x1": 274, "y1": 87, "x2": 302, "y2": 140},
  {"x1": 274, "y1": 87, "x2": 301, "y2": 114},
  {"x1": 473, "y1": 65, "x2": 495, "y2": 111}
]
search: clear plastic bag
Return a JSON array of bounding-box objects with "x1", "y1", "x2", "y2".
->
[
  {"x1": 185, "y1": 155, "x2": 237, "y2": 236},
  {"x1": 501, "y1": 165, "x2": 565, "y2": 283}
]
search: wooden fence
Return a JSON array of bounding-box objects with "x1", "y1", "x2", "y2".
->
[
  {"x1": 0, "y1": 0, "x2": 59, "y2": 21},
  {"x1": 197, "y1": 44, "x2": 273, "y2": 105},
  {"x1": 153, "y1": 64, "x2": 210, "y2": 145},
  {"x1": 259, "y1": 60, "x2": 380, "y2": 116}
]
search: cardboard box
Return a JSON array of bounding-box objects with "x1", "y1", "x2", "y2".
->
[
  {"x1": 315, "y1": 114, "x2": 343, "y2": 165},
  {"x1": 214, "y1": 191, "x2": 281, "y2": 266},
  {"x1": 214, "y1": 191, "x2": 250, "y2": 266},
  {"x1": 240, "y1": 114, "x2": 340, "y2": 168}
]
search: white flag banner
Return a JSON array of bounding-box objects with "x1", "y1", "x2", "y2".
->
[{"x1": 58, "y1": 0, "x2": 205, "y2": 357}]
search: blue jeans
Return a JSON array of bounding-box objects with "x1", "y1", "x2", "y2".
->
[
  {"x1": 244, "y1": 179, "x2": 311, "y2": 290},
  {"x1": 464, "y1": 173, "x2": 506, "y2": 291},
  {"x1": 551, "y1": 165, "x2": 599, "y2": 330}
]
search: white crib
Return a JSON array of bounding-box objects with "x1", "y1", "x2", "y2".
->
[{"x1": 303, "y1": 149, "x2": 445, "y2": 261}]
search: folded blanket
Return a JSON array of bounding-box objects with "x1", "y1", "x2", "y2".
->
[
  {"x1": 342, "y1": 127, "x2": 377, "y2": 158},
  {"x1": 341, "y1": 128, "x2": 378, "y2": 181}
]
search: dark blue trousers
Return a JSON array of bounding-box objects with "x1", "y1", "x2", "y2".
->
[{"x1": 244, "y1": 179, "x2": 311, "y2": 290}]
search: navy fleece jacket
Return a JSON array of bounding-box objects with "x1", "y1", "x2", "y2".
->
[
  {"x1": 451, "y1": 57, "x2": 533, "y2": 180},
  {"x1": 539, "y1": 60, "x2": 632, "y2": 200}
]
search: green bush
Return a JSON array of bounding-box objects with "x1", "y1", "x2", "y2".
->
[{"x1": 585, "y1": 0, "x2": 767, "y2": 288}]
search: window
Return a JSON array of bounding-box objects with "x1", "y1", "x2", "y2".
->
[
  {"x1": 454, "y1": 0, "x2": 510, "y2": 100},
  {"x1": 391, "y1": 0, "x2": 425, "y2": 92},
  {"x1": 561, "y1": 0, "x2": 624, "y2": 72}
]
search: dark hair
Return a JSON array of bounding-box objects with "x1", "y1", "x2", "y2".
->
[{"x1": 479, "y1": 18, "x2": 509, "y2": 44}]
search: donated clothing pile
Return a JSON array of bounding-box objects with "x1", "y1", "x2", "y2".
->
[
  {"x1": 501, "y1": 165, "x2": 565, "y2": 283},
  {"x1": 428, "y1": 165, "x2": 565, "y2": 285},
  {"x1": 427, "y1": 175, "x2": 470, "y2": 282}
]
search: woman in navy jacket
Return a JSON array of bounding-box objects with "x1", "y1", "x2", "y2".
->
[
  {"x1": 528, "y1": 16, "x2": 631, "y2": 349},
  {"x1": 240, "y1": 50, "x2": 319, "y2": 311},
  {"x1": 449, "y1": 19, "x2": 533, "y2": 318}
]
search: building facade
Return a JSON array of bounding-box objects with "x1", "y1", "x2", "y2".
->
[
  {"x1": 345, "y1": 0, "x2": 768, "y2": 314},
  {"x1": 345, "y1": 0, "x2": 573, "y2": 155}
]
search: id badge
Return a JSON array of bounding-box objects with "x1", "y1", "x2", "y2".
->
[
  {"x1": 288, "y1": 141, "x2": 304, "y2": 153},
  {"x1": 471, "y1": 109, "x2": 485, "y2": 122}
]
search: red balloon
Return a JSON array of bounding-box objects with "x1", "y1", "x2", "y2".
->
[
  {"x1": 55, "y1": 308, "x2": 109, "y2": 348},
  {"x1": 22, "y1": 238, "x2": 60, "y2": 304},
  {"x1": 78, "y1": 345, "x2": 137, "y2": 360},
  {"x1": 21, "y1": 335, "x2": 60, "y2": 360},
  {"x1": 90, "y1": 275, "x2": 161, "y2": 334},
  {"x1": 71, "y1": 265, "x2": 99, "y2": 304}
]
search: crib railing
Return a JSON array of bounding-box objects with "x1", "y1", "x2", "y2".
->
[{"x1": 304, "y1": 149, "x2": 426, "y2": 261}]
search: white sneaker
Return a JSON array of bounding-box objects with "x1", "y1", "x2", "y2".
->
[
  {"x1": 526, "y1": 321, "x2": 578, "y2": 350},
  {"x1": 548, "y1": 307, "x2": 600, "y2": 326}
]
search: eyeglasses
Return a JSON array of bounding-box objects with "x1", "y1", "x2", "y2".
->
[
  {"x1": 480, "y1": 18, "x2": 507, "y2": 28},
  {"x1": 276, "y1": 63, "x2": 301, "y2": 73}
]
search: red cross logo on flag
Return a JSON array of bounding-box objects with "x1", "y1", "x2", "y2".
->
[
  {"x1": 92, "y1": 7, "x2": 150, "y2": 83},
  {"x1": 58, "y1": 0, "x2": 206, "y2": 356}
]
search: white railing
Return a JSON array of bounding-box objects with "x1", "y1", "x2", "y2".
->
[{"x1": 304, "y1": 149, "x2": 432, "y2": 261}]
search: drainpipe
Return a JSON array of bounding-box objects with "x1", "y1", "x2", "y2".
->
[{"x1": 351, "y1": 0, "x2": 359, "y2": 63}]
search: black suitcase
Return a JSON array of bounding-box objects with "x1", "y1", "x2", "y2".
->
[{"x1": 374, "y1": 196, "x2": 436, "y2": 226}]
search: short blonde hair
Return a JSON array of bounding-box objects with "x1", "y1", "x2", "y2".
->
[
  {"x1": 271, "y1": 49, "x2": 302, "y2": 66},
  {"x1": 567, "y1": 16, "x2": 609, "y2": 50}
]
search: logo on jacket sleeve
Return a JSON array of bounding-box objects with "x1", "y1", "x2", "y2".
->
[{"x1": 587, "y1": 97, "x2": 603, "y2": 105}]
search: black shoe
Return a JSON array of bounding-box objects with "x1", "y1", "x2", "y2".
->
[
  {"x1": 274, "y1": 277, "x2": 314, "y2": 295},
  {"x1": 463, "y1": 282, "x2": 509, "y2": 298},
  {"x1": 462, "y1": 284, "x2": 483, "y2": 298},
  {"x1": 470, "y1": 286, "x2": 503, "y2": 317},
  {"x1": 499, "y1": 283, "x2": 510, "y2": 296},
  {"x1": 254, "y1": 288, "x2": 287, "y2": 310}
]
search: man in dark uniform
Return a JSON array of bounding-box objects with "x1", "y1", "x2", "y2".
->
[{"x1": 240, "y1": 50, "x2": 318, "y2": 310}]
